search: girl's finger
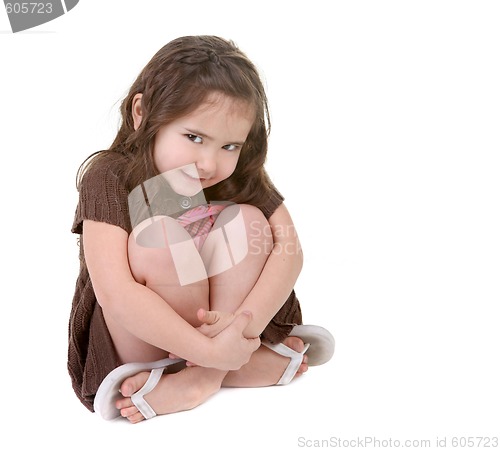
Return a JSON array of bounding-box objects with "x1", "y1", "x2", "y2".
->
[{"x1": 197, "y1": 308, "x2": 219, "y2": 325}]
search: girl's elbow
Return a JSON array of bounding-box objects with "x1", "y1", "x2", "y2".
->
[
  {"x1": 93, "y1": 281, "x2": 130, "y2": 316},
  {"x1": 94, "y1": 289, "x2": 116, "y2": 314}
]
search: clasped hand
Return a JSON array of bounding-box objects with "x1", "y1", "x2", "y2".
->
[{"x1": 170, "y1": 308, "x2": 260, "y2": 371}]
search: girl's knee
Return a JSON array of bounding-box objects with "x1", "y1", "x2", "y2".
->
[
  {"x1": 203, "y1": 204, "x2": 271, "y2": 270},
  {"x1": 128, "y1": 216, "x2": 208, "y2": 286},
  {"x1": 218, "y1": 203, "x2": 268, "y2": 227},
  {"x1": 127, "y1": 220, "x2": 173, "y2": 285},
  {"x1": 224, "y1": 204, "x2": 273, "y2": 253}
]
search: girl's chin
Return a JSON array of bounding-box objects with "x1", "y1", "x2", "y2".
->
[
  {"x1": 164, "y1": 173, "x2": 201, "y2": 196},
  {"x1": 171, "y1": 185, "x2": 203, "y2": 197}
]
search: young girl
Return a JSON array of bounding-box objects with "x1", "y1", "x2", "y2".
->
[{"x1": 68, "y1": 35, "x2": 334, "y2": 424}]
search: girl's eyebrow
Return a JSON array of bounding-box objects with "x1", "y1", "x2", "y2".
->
[
  {"x1": 185, "y1": 128, "x2": 212, "y2": 140},
  {"x1": 184, "y1": 128, "x2": 246, "y2": 146}
]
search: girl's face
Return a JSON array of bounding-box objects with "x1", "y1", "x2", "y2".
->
[{"x1": 152, "y1": 94, "x2": 255, "y2": 196}]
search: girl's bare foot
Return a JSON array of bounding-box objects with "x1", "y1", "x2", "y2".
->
[
  {"x1": 116, "y1": 336, "x2": 308, "y2": 423},
  {"x1": 223, "y1": 336, "x2": 309, "y2": 387},
  {"x1": 116, "y1": 366, "x2": 224, "y2": 423}
]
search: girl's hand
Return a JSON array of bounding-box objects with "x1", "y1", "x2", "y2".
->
[
  {"x1": 209, "y1": 311, "x2": 260, "y2": 370},
  {"x1": 196, "y1": 308, "x2": 236, "y2": 338},
  {"x1": 169, "y1": 309, "x2": 236, "y2": 361},
  {"x1": 170, "y1": 311, "x2": 260, "y2": 371}
]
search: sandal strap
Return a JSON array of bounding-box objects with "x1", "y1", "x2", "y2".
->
[
  {"x1": 131, "y1": 368, "x2": 164, "y2": 419},
  {"x1": 263, "y1": 342, "x2": 310, "y2": 385}
]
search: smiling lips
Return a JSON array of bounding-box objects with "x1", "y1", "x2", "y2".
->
[{"x1": 181, "y1": 170, "x2": 206, "y2": 182}]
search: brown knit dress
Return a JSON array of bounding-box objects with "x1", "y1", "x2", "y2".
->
[{"x1": 68, "y1": 152, "x2": 302, "y2": 412}]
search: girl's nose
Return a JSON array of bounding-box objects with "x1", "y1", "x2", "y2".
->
[{"x1": 196, "y1": 152, "x2": 217, "y2": 178}]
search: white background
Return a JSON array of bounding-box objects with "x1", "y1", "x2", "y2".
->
[{"x1": 1, "y1": 1, "x2": 499, "y2": 449}]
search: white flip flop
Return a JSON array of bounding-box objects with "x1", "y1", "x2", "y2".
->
[
  {"x1": 94, "y1": 357, "x2": 185, "y2": 420},
  {"x1": 263, "y1": 325, "x2": 335, "y2": 385}
]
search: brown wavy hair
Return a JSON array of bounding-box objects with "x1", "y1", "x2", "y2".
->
[{"x1": 78, "y1": 35, "x2": 277, "y2": 209}]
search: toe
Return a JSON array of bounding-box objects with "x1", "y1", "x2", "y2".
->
[
  {"x1": 120, "y1": 371, "x2": 150, "y2": 397},
  {"x1": 116, "y1": 396, "x2": 134, "y2": 410},
  {"x1": 127, "y1": 411, "x2": 145, "y2": 424},
  {"x1": 120, "y1": 405, "x2": 139, "y2": 418},
  {"x1": 283, "y1": 335, "x2": 310, "y2": 379},
  {"x1": 283, "y1": 336, "x2": 305, "y2": 353}
]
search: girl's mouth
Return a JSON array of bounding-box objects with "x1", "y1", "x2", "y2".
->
[{"x1": 181, "y1": 170, "x2": 200, "y2": 181}]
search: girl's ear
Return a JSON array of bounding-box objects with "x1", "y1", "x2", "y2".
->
[{"x1": 132, "y1": 93, "x2": 143, "y2": 130}]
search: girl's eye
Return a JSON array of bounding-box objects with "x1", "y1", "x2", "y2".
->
[
  {"x1": 187, "y1": 134, "x2": 203, "y2": 144},
  {"x1": 223, "y1": 144, "x2": 240, "y2": 152}
]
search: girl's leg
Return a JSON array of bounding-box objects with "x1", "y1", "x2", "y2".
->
[
  {"x1": 204, "y1": 204, "x2": 308, "y2": 388},
  {"x1": 104, "y1": 215, "x2": 210, "y2": 364},
  {"x1": 128, "y1": 215, "x2": 210, "y2": 327},
  {"x1": 116, "y1": 206, "x2": 307, "y2": 423},
  {"x1": 204, "y1": 203, "x2": 273, "y2": 312},
  {"x1": 107, "y1": 215, "x2": 224, "y2": 423}
]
